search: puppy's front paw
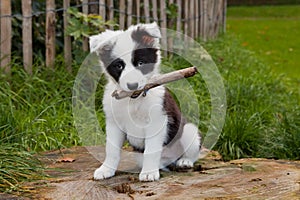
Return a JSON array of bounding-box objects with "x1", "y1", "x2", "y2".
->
[
  {"x1": 176, "y1": 158, "x2": 193, "y2": 169},
  {"x1": 93, "y1": 165, "x2": 115, "y2": 180},
  {"x1": 139, "y1": 170, "x2": 160, "y2": 182}
]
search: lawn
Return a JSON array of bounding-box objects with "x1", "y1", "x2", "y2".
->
[{"x1": 227, "y1": 5, "x2": 300, "y2": 79}]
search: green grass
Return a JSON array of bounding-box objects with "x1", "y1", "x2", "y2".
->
[
  {"x1": 0, "y1": 144, "x2": 44, "y2": 193},
  {"x1": 0, "y1": 63, "x2": 80, "y2": 152},
  {"x1": 0, "y1": 60, "x2": 82, "y2": 194},
  {"x1": 227, "y1": 5, "x2": 300, "y2": 79},
  {"x1": 203, "y1": 34, "x2": 300, "y2": 160}
]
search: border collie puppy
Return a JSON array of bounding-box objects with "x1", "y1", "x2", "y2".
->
[{"x1": 89, "y1": 22, "x2": 201, "y2": 181}]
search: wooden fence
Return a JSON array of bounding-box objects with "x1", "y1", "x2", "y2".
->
[{"x1": 0, "y1": 0, "x2": 227, "y2": 74}]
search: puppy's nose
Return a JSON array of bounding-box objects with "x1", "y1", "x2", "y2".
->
[{"x1": 127, "y1": 82, "x2": 139, "y2": 90}]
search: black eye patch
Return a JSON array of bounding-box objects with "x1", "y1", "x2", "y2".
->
[
  {"x1": 98, "y1": 46, "x2": 126, "y2": 83},
  {"x1": 106, "y1": 58, "x2": 126, "y2": 82},
  {"x1": 132, "y1": 48, "x2": 158, "y2": 74}
]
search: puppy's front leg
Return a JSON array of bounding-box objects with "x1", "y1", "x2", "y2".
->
[
  {"x1": 94, "y1": 120, "x2": 125, "y2": 180},
  {"x1": 139, "y1": 118, "x2": 167, "y2": 181}
]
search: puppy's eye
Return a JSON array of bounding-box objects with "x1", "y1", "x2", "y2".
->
[
  {"x1": 137, "y1": 60, "x2": 144, "y2": 67},
  {"x1": 116, "y1": 63, "x2": 124, "y2": 70}
]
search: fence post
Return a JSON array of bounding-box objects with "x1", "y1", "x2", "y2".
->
[
  {"x1": 64, "y1": 0, "x2": 72, "y2": 72},
  {"x1": 144, "y1": 0, "x2": 150, "y2": 23},
  {"x1": 195, "y1": 0, "x2": 199, "y2": 39},
  {"x1": 202, "y1": 0, "x2": 208, "y2": 41},
  {"x1": 183, "y1": 0, "x2": 188, "y2": 40},
  {"x1": 119, "y1": 0, "x2": 125, "y2": 29},
  {"x1": 151, "y1": 0, "x2": 158, "y2": 22},
  {"x1": 22, "y1": 0, "x2": 32, "y2": 74},
  {"x1": 108, "y1": 0, "x2": 114, "y2": 29},
  {"x1": 189, "y1": 0, "x2": 195, "y2": 39},
  {"x1": 159, "y1": 0, "x2": 167, "y2": 54},
  {"x1": 167, "y1": 0, "x2": 174, "y2": 51},
  {"x1": 176, "y1": 0, "x2": 182, "y2": 38},
  {"x1": 82, "y1": 0, "x2": 89, "y2": 51},
  {"x1": 46, "y1": 0, "x2": 56, "y2": 69},
  {"x1": 136, "y1": 0, "x2": 140, "y2": 23},
  {"x1": 127, "y1": 0, "x2": 132, "y2": 26},
  {"x1": 99, "y1": 0, "x2": 106, "y2": 21},
  {"x1": 0, "y1": 0, "x2": 12, "y2": 74}
]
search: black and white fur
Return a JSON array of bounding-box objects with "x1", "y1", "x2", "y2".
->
[{"x1": 90, "y1": 22, "x2": 201, "y2": 182}]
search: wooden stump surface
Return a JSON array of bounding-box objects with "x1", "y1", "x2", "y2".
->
[{"x1": 2, "y1": 146, "x2": 299, "y2": 200}]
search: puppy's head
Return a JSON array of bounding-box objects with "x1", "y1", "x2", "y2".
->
[{"x1": 90, "y1": 22, "x2": 161, "y2": 91}]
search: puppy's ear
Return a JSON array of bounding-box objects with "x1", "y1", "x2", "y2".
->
[
  {"x1": 89, "y1": 30, "x2": 121, "y2": 54},
  {"x1": 131, "y1": 22, "x2": 161, "y2": 47},
  {"x1": 139, "y1": 22, "x2": 161, "y2": 38}
]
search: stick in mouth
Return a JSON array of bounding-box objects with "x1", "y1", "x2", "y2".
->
[{"x1": 111, "y1": 66, "x2": 198, "y2": 99}]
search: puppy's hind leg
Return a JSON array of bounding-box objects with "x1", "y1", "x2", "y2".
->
[{"x1": 176, "y1": 123, "x2": 201, "y2": 169}]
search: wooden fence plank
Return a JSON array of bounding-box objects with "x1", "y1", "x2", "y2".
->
[
  {"x1": 63, "y1": 0, "x2": 72, "y2": 72},
  {"x1": 208, "y1": 0, "x2": 214, "y2": 39},
  {"x1": 127, "y1": 0, "x2": 133, "y2": 26},
  {"x1": 159, "y1": 0, "x2": 167, "y2": 53},
  {"x1": 108, "y1": 0, "x2": 114, "y2": 29},
  {"x1": 200, "y1": 0, "x2": 203, "y2": 38},
  {"x1": 183, "y1": 0, "x2": 188, "y2": 38},
  {"x1": 0, "y1": 0, "x2": 12, "y2": 74},
  {"x1": 151, "y1": 0, "x2": 158, "y2": 22},
  {"x1": 99, "y1": 0, "x2": 106, "y2": 21},
  {"x1": 195, "y1": 0, "x2": 199, "y2": 39},
  {"x1": 144, "y1": 0, "x2": 150, "y2": 23},
  {"x1": 82, "y1": 0, "x2": 89, "y2": 51},
  {"x1": 45, "y1": 0, "x2": 56, "y2": 69},
  {"x1": 22, "y1": 0, "x2": 32, "y2": 74},
  {"x1": 176, "y1": 0, "x2": 182, "y2": 38},
  {"x1": 189, "y1": 0, "x2": 195, "y2": 38},
  {"x1": 202, "y1": 0, "x2": 208, "y2": 41},
  {"x1": 167, "y1": 0, "x2": 174, "y2": 51},
  {"x1": 213, "y1": 0, "x2": 222, "y2": 39},
  {"x1": 119, "y1": 0, "x2": 125, "y2": 29},
  {"x1": 136, "y1": 0, "x2": 140, "y2": 23}
]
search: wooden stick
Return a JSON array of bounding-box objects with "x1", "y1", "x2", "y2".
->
[{"x1": 112, "y1": 66, "x2": 198, "y2": 99}]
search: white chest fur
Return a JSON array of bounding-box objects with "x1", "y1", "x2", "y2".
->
[{"x1": 103, "y1": 83, "x2": 168, "y2": 149}]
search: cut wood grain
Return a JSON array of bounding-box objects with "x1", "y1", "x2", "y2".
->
[{"x1": 27, "y1": 146, "x2": 300, "y2": 200}]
